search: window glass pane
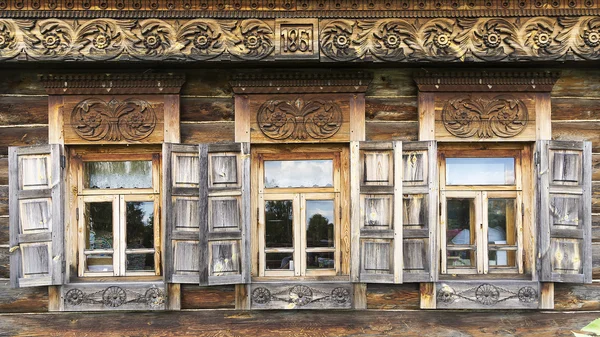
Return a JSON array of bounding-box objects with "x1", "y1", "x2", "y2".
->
[
  {"x1": 264, "y1": 160, "x2": 333, "y2": 188},
  {"x1": 307, "y1": 252, "x2": 335, "y2": 269},
  {"x1": 85, "y1": 161, "x2": 152, "y2": 189},
  {"x1": 126, "y1": 201, "x2": 155, "y2": 249},
  {"x1": 126, "y1": 253, "x2": 155, "y2": 271},
  {"x1": 488, "y1": 198, "x2": 517, "y2": 268},
  {"x1": 446, "y1": 198, "x2": 475, "y2": 245},
  {"x1": 446, "y1": 158, "x2": 515, "y2": 185},
  {"x1": 86, "y1": 254, "x2": 113, "y2": 272},
  {"x1": 85, "y1": 202, "x2": 113, "y2": 250},
  {"x1": 265, "y1": 200, "x2": 293, "y2": 248},
  {"x1": 265, "y1": 253, "x2": 294, "y2": 270},
  {"x1": 489, "y1": 250, "x2": 517, "y2": 267},
  {"x1": 306, "y1": 200, "x2": 334, "y2": 248},
  {"x1": 447, "y1": 250, "x2": 476, "y2": 268}
]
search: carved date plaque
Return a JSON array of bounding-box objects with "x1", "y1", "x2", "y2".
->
[{"x1": 275, "y1": 19, "x2": 319, "y2": 60}]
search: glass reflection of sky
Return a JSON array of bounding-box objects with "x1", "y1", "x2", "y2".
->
[
  {"x1": 306, "y1": 200, "x2": 334, "y2": 223},
  {"x1": 446, "y1": 158, "x2": 515, "y2": 185},
  {"x1": 264, "y1": 160, "x2": 333, "y2": 188}
]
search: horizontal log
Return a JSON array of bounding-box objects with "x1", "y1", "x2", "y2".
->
[
  {"x1": 0, "y1": 280, "x2": 48, "y2": 313},
  {"x1": 552, "y1": 98, "x2": 600, "y2": 121},
  {"x1": 552, "y1": 121, "x2": 600, "y2": 153},
  {"x1": 593, "y1": 242, "x2": 600, "y2": 280},
  {"x1": 0, "y1": 71, "x2": 45, "y2": 95},
  {"x1": 0, "y1": 247, "x2": 7, "y2": 279},
  {"x1": 365, "y1": 97, "x2": 418, "y2": 121},
  {"x1": 181, "y1": 70, "x2": 234, "y2": 97},
  {"x1": 0, "y1": 157, "x2": 6, "y2": 185},
  {"x1": 180, "y1": 122, "x2": 235, "y2": 144},
  {"x1": 0, "y1": 186, "x2": 6, "y2": 217},
  {"x1": 0, "y1": 96, "x2": 48, "y2": 125},
  {"x1": 0, "y1": 217, "x2": 7, "y2": 245},
  {"x1": 555, "y1": 282, "x2": 600, "y2": 311},
  {"x1": 367, "y1": 69, "x2": 417, "y2": 97},
  {"x1": 552, "y1": 69, "x2": 600, "y2": 98},
  {"x1": 593, "y1": 214, "x2": 600, "y2": 241},
  {"x1": 0, "y1": 126, "x2": 48, "y2": 155},
  {"x1": 594, "y1": 154, "x2": 600, "y2": 181},
  {"x1": 366, "y1": 121, "x2": 419, "y2": 141},
  {"x1": 366, "y1": 283, "x2": 420, "y2": 310},
  {"x1": 180, "y1": 97, "x2": 234, "y2": 122},
  {"x1": 0, "y1": 309, "x2": 600, "y2": 336},
  {"x1": 181, "y1": 285, "x2": 235, "y2": 309},
  {"x1": 593, "y1": 182, "x2": 600, "y2": 214}
]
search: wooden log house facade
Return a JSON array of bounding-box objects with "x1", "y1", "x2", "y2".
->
[{"x1": 1, "y1": 0, "x2": 600, "y2": 335}]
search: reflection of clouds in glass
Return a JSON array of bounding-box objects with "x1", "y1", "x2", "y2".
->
[
  {"x1": 446, "y1": 158, "x2": 514, "y2": 185},
  {"x1": 265, "y1": 160, "x2": 333, "y2": 188},
  {"x1": 306, "y1": 200, "x2": 334, "y2": 223}
]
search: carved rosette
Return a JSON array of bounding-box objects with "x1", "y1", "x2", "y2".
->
[
  {"x1": 63, "y1": 285, "x2": 165, "y2": 310},
  {"x1": 257, "y1": 98, "x2": 342, "y2": 141},
  {"x1": 437, "y1": 283, "x2": 540, "y2": 308},
  {"x1": 71, "y1": 98, "x2": 157, "y2": 142},
  {"x1": 442, "y1": 95, "x2": 528, "y2": 139},
  {"x1": 251, "y1": 284, "x2": 352, "y2": 308}
]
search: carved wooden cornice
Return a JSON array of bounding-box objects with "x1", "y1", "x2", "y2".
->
[
  {"x1": 39, "y1": 73, "x2": 186, "y2": 94},
  {"x1": 414, "y1": 71, "x2": 561, "y2": 92},
  {"x1": 230, "y1": 72, "x2": 373, "y2": 94},
  {"x1": 1, "y1": 0, "x2": 600, "y2": 19},
  {"x1": 0, "y1": 16, "x2": 599, "y2": 63}
]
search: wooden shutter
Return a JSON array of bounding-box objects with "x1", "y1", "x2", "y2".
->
[
  {"x1": 9, "y1": 144, "x2": 64, "y2": 287},
  {"x1": 402, "y1": 141, "x2": 437, "y2": 282},
  {"x1": 537, "y1": 140, "x2": 592, "y2": 283},
  {"x1": 199, "y1": 143, "x2": 250, "y2": 286},
  {"x1": 164, "y1": 144, "x2": 202, "y2": 283},
  {"x1": 351, "y1": 141, "x2": 402, "y2": 283}
]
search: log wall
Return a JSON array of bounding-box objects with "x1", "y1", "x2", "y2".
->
[{"x1": 0, "y1": 66, "x2": 599, "y2": 316}]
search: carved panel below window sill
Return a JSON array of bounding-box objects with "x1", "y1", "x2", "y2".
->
[
  {"x1": 436, "y1": 281, "x2": 539, "y2": 310},
  {"x1": 250, "y1": 282, "x2": 353, "y2": 310},
  {"x1": 62, "y1": 282, "x2": 166, "y2": 311}
]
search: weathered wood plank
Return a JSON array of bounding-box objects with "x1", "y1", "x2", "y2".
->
[
  {"x1": 0, "y1": 126, "x2": 48, "y2": 155},
  {"x1": 594, "y1": 154, "x2": 600, "y2": 181},
  {"x1": 365, "y1": 121, "x2": 418, "y2": 142},
  {"x1": 0, "y1": 186, "x2": 7, "y2": 217},
  {"x1": 0, "y1": 96, "x2": 48, "y2": 125},
  {"x1": 593, "y1": 242, "x2": 600, "y2": 279},
  {"x1": 180, "y1": 97, "x2": 234, "y2": 122},
  {"x1": 555, "y1": 282, "x2": 600, "y2": 311},
  {"x1": 0, "y1": 247, "x2": 8, "y2": 278},
  {"x1": 552, "y1": 98, "x2": 600, "y2": 121},
  {"x1": 1, "y1": 310, "x2": 600, "y2": 336},
  {"x1": 181, "y1": 285, "x2": 235, "y2": 309},
  {"x1": 0, "y1": 280, "x2": 48, "y2": 313},
  {"x1": 0, "y1": 217, "x2": 7, "y2": 245},
  {"x1": 0, "y1": 157, "x2": 7, "y2": 185},
  {"x1": 593, "y1": 182, "x2": 600, "y2": 214},
  {"x1": 366, "y1": 69, "x2": 417, "y2": 97},
  {"x1": 180, "y1": 123, "x2": 234, "y2": 144},
  {"x1": 0, "y1": 72, "x2": 46, "y2": 95},
  {"x1": 366, "y1": 283, "x2": 420, "y2": 310},
  {"x1": 592, "y1": 214, "x2": 600, "y2": 241},
  {"x1": 365, "y1": 97, "x2": 417, "y2": 121},
  {"x1": 552, "y1": 121, "x2": 600, "y2": 152},
  {"x1": 552, "y1": 69, "x2": 600, "y2": 98}
]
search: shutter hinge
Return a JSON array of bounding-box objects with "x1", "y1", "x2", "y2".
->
[
  {"x1": 60, "y1": 155, "x2": 66, "y2": 169},
  {"x1": 339, "y1": 206, "x2": 342, "y2": 220},
  {"x1": 439, "y1": 202, "x2": 442, "y2": 217},
  {"x1": 257, "y1": 207, "x2": 259, "y2": 220},
  {"x1": 62, "y1": 260, "x2": 66, "y2": 275},
  {"x1": 522, "y1": 202, "x2": 525, "y2": 219},
  {"x1": 533, "y1": 151, "x2": 539, "y2": 166},
  {"x1": 76, "y1": 207, "x2": 79, "y2": 221}
]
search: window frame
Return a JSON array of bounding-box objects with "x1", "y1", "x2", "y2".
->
[
  {"x1": 439, "y1": 147, "x2": 526, "y2": 276},
  {"x1": 72, "y1": 149, "x2": 162, "y2": 278}
]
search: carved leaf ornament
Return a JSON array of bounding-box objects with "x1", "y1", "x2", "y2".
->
[
  {"x1": 442, "y1": 95, "x2": 528, "y2": 138},
  {"x1": 71, "y1": 98, "x2": 157, "y2": 142},
  {"x1": 257, "y1": 98, "x2": 342, "y2": 140}
]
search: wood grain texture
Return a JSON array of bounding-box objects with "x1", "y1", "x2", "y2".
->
[
  {"x1": 0, "y1": 157, "x2": 6, "y2": 185},
  {"x1": 0, "y1": 96, "x2": 48, "y2": 125},
  {"x1": 552, "y1": 98, "x2": 600, "y2": 121},
  {"x1": 553, "y1": 121, "x2": 600, "y2": 152},
  {"x1": 0, "y1": 127, "x2": 48, "y2": 155},
  {"x1": 180, "y1": 97, "x2": 234, "y2": 122},
  {"x1": 180, "y1": 123, "x2": 234, "y2": 144},
  {"x1": 552, "y1": 69, "x2": 600, "y2": 98},
  {"x1": 365, "y1": 121, "x2": 418, "y2": 142},
  {"x1": 365, "y1": 97, "x2": 417, "y2": 122},
  {"x1": 0, "y1": 216, "x2": 7, "y2": 245},
  {"x1": 0, "y1": 247, "x2": 8, "y2": 278},
  {"x1": 0, "y1": 185, "x2": 6, "y2": 216},
  {"x1": 366, "y1": 283, "x2": 420, "y2": 310},
  {"x1": 0, "y1": 280, "x2": 48, "y2": 313},
  {"x1": 555, "y1": 282, "x2": 600, "y2": 311},
  {"x1": 1, "y1": 310, "x2": 600, "y2": 336}
]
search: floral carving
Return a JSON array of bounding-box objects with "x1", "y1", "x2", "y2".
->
[
  {"x1": 234, "y1": 19, "x2": 274, "y2": 60},
  {"x1": 65, "y1": 288, "x2": 85, "y2": 306},
  {"x1": 518, "y1": 286, "x2": 538, "y2": 303},
  {"x1": 71, "y1": 98, "x2": 157, "y2": 142},
  {"x1": 102, "y1": 286, "x2": 127, "y2": 307},
  {"x1": 251, "y1": 285, "x2": 352, "y2": 308},
  {"x1": 442, "y1": 95, "x2": 528, "y2": 139},
  {"x1": 252, "y1": 287, "x2": 271, "y2": 304},
  {"x1": 437, "y1": 285, "x2": 456, "y2": 303},
  {"x1": 437, "y1": 283, "x2": 539, "y2": 308},
  {"x1": 289, "y1": 285, "x2": 313, "y2": 306},
  {"x1": 475, "y1": 284, "x2": 500, "y2": 305},
  {"x1": 0, "y1": 21, "x2": 16, "y2": 55},
  {"x1": 331, "y1": 287, "x2": 350, "y2": 304},
  {"x1": 257, "y1": 98, "x2": 343, "y2": 141},
  {"x1": 144, "y1": 287, "x2": 165, "y2": 307}
]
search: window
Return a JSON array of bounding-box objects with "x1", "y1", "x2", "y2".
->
[
  {"x1": 254, "y1": 148, "x2": 347, "y2": 278},
  {"x1": 74, "y1": 150, "x2": 161, "y2": 277},
  {"x1": 440, "y1": 149, "x2": 523, "y2": 275}
]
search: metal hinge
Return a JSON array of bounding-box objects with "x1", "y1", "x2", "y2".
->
[
  {"x1": 60, "y1": 155, "x2": 66, "y2": 169},
  {"x1": 522, "y1": 202, "x2": 525, "y2": 218},
  {"x1": 76, "y1": 207, "x2": 79, "y2": 221},
  {"x1": 339, "y1": 206, "x2": 342, "y2": 220},
  {"x1": 439, "y1": 202, "x2": 442, "y2": 217},
  {"x1": 257, "y1": 208, "x2": 259, "y2": 220},
  {"x1": 533, "y1": 151, "x2": 539, "y2": 166}
]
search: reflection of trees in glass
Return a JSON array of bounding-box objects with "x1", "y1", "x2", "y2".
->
[
  {"x1": 306, "y1": 214, "x2": 333, "y2": 247},
  {"x1": 126, "y1": 202, "x2": 154, "y2": 270},
  {"x1": 88, "y1": 202, "x2": 113, "y2": 249},
  {"x1": 265, "y1": 200, "x2": 293, "y2": 248},
  {"x1": 447, "y1": 199, "x2": 470, "y2": 244}
]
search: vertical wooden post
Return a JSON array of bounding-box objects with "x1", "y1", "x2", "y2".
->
[
  {"x1": 353, "y1": 283, "x2": 367, "y2": 309},
  {"x1": 535, "y1": 93, "x2": 552, "y2": 141},
  {"x1": 48, "y1": 96, "x2": 64, "y2": 145},
  {"x1": 420, "y1": 282, "x2": 436, "y2": 309},
  {"x1": 48, "y1": 286, "x2": 62, "y2": 311},
  {"x1": 350, "y1": 94, "x2": 366, "y2": 142},
  {"x1": 235, "y1": 284, "x2": 250, "y2": 310},
  {"x1": 164, "y1": 94, "x2": 181, "y2": 143},
  {"x1": 235, "y1": 95, "x2": 250, "y2": 143},
  {"x1": 418, "y1": 92, "x2": 435, "y2": 141},
  {"x1": 539, "y1": 282, "x2": 554, "y2": 309},
  {"x1": 167, "y1": 283, "x2": 181, "y2": 310}
]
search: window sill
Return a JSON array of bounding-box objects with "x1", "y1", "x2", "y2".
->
[
  {"x1": 433, "y1": 279, "x2": 540, "y2": 310},
  {"x1": 249, "y1": 280, "x2": 354, "y2": 310},
  {"x1": 438, "y1": 273, "x2": 532, "y2": 281},
  {"x1": 252, "y1": 275, "x2": 350, "y2": 283},
  {"x1": 69, "y1": 275, "x2": 163, "y2": 284}
]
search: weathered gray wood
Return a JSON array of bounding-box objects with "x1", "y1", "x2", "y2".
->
[
  {"x1": 249, "y1": 282, "x2": 353, "y2": 310},
  {"x1": 436, "y1": 281, "x2": 540, "y2": 309},
  {"x1": 402, "y1": 141, "x2": 437, "y2": 282},
  {"x1": 9, "y1": 144, "x2": 64, "y2": 288},
  {"x1": 61, "y1": 282, "x2": 166, "y2": 311},
  {"x1": 537, "y1": 140, "x2": 592, "y2": 283},
  {"x1": 200, "y1": 142, "x2": 249, "y2": 286},
  {"x1": 163, "y1": 143, "x2": 201, "y2": 284}
]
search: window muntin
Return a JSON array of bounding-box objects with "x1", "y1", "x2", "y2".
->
[
  {"x1": 76, "y1": 152, "x2": 160, "y2": 277},
  {"x1": 440, "y1": 150, "x2": 523, "y2": 275},
  {"x1": 264, "y1": 160, "x2": 333, "y2": 188}
]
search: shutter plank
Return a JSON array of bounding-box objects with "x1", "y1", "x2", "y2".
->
[{"x1": 9, "y1": 144, "x2": 64, "y2": 288}]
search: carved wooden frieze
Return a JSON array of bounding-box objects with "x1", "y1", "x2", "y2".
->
[
  {"x1": 436, "y1": 281, "x2": 539, "y2": 309},
  {"x1": 0, "y1": 17, "x2": 600, "y2": 62},
  {"x1": 442, "y1": 95, "x2": 528, "y2": 139},
  {"x1": 257, "y1": 98, "x2": 342, "y2": 140},
  {"x1": 250, "y1": 283, "x2": 353, "y2": 309},
  {"x1": 62, "y1": 283, "x2": 166, "y2": 311}
]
